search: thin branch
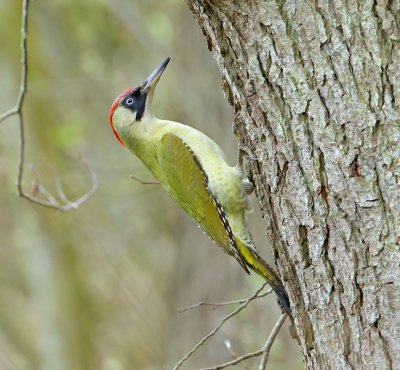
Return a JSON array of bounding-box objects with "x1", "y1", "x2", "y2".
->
[
  {"x1": 0, "y1": 107, "x2": 18, "y2": 124},
  {"x1": 15, "y1": 0, "x2": 30, "y2": 197},
  {"x1": 0, "y1": 0, "x2": 29, "y2": 125},
  {"x1": 172, "y1": 282, "x2": 268, "y2": 370},
  {"x1": 56, "y1": 155, "x2": 98, "y2": 211},
  {"x1": 29, "y1": 164, "x2": 59, "y2": 206},
  {"x1": 179, "y1": 289, "x2": 273, "y2": 313},
  {"x1": 23, "y1": 157, "x2": 98, "y2": 212},
  {"x1": 259, "y1": 313, "x2": 287, "y2": 370},
  {"x1": 186, "y1": 313, "x2": 288, "y2": 370},
  {"x1": 0, "y1": 0, "x2": 98, "y2": 211},
  {"x1": 224, "y1": 340, "x2": 250, "y2": 370},
  {"x1": 50, "y1": 167, "x2": 69, "y2": 203},
  {"x1": 130, "y1": 175, "x2": 159, "y2": 185},
  {"x1": 191, "y1": 348, "x2": 265, "y2": 370}
]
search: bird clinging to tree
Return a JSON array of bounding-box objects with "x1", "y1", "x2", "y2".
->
[{"x1": 109, "y1": 57, "x2": 291, "y2": 315}]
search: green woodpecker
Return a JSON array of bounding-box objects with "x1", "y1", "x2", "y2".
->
[{"x1": 109, "y1": 57, "x2": 291, "y2": 315}]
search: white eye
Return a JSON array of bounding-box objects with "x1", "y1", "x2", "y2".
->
[{"x1": 126, "y1": 98, "x2": 134, "y2": 105}]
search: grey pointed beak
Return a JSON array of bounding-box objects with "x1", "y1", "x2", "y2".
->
[{"x1": 143, "y1": 57, "x2": 170, "y2": 92}]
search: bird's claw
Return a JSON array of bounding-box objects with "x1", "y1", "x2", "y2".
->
[
  {"x1": 239, "y1": 145, "x2": 257, "y2": 161},
  {"x1": 232, "y1": 113, "x2": 240, "y2": 136}
]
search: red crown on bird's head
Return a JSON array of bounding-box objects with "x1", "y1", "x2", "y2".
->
[{"x1": 109, "y1": 87, "x2": 135, "y2": 147}]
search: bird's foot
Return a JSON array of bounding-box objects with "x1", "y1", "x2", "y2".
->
[
  {"x1": 239, "y1": 145, "x2": 257, "y2": 162},
  {"x1": 232, "y1": 112, "x2": 241, "y2": 136}
]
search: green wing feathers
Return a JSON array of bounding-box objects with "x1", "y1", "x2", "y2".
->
[
  {"x1": 157, "y1": 134, "x2": 291, "y2": 315},
  {"x1": 158, "y1": 134, "x2": 249, "y2": 273}
]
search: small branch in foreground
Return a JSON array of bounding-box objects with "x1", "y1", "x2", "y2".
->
[
  {"x1": 172, "y1": 282, "x2": 268, "y2": 370},
  {"x1": 1, "y1": 0, "x2": 97, "y2": 210},
  {"x1": 224, "y1": 340, "x2": 250, "y2": 370},
  {"x1": 130, "y1": 175, "x2": 159, "y2": 185},
  {"x1": 193, "y1": 348, "x2": 264, "y2": 370},
  {"x1": 259, "y1": 313, "x2": 287, "y2": 370},
  {"x1": 185, "y1": 313, "x2": 288, "y2": 370},
  {"x1": 179, "y1": 289, "x2": 273, "y2": 313}
]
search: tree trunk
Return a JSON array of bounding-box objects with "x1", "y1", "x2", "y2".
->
[{"x1": 184, "y1": 0, "x2": 400, "y2": 369}]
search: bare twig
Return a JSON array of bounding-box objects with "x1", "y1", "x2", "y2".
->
[
  {"x1": 185, "y1": 313, "x2": 288, "y2": 370},
  {"x1": 179, "y1": 289, "x2": 273, "y2": 313},
  {"x1": 259, "y1": 313, "x2": 287, "y2": 370},
  {"x1": 224, "y1": 340, "x2": 250, "y2": 370},
  {"x1": 15, "y1": 0, "x2": 30, "y2": 198},
  {"x1": 172, "y1": 282, "x2": 268, "y2": 370},
  {"x1": 0, "y1": 0, "x2": 97, "y2": 210},
  {"x1": 50, "y1": 167, "x2": 69, "y2": 203},
  {"x1": 190, "y1": 348, "x2": 265, "y2": 370},
  {"x1": 130, "y1": 175, "x2": 159, "y2": 185},
  {"x1": 25, "y1": 157, "x2": 98, "y2": 211},
  {"x1": 29, "y1": 164, "x2": 59, "y2": 206},
  {"x1": 0, "y1": 0, "x2": 29, "y2": 125}
]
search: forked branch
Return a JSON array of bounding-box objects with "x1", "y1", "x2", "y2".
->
[
  {"x1": 28, "y1": 156, "x2": 98, "y2": 212},
  {"x1": 173, "y1": 283, "x2": 268, "y2": 370},
  {"x1": 0, "y1": 0, "x2": 97, "y2": 211},
  {"x1": 178, "y1": 288, "x2": 273, "y2": 313},
  {"x1": 174, "y1": 283, "x2": 287, "y2": 370},
  {"x1": 184, "y1": 313, "x2": 288, "y2": 370}
]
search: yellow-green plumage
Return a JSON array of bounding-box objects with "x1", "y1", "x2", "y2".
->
[{"x1": 110, "y1": 58, "x2": 291, "y2": 315}]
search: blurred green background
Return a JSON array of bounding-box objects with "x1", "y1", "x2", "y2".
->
[{"x1": 0, "y1": 1, "x2": 302, "y2": 369}]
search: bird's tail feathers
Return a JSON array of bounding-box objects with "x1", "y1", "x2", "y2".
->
[{"x1": 242, "y1": 247, "x2": 292, "y2": 316}]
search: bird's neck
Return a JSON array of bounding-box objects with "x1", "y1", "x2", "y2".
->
[{"x1": 122, "y1": 116, "x2": 166, "y2": 159}]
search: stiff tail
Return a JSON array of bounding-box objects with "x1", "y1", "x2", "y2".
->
[{"x1": 239, "y1": 244, "x2": 292, "y2": 315}]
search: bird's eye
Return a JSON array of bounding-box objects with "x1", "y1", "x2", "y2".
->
[{"x1": 126, "y1": 98, "x2": 134, "y2": 105}]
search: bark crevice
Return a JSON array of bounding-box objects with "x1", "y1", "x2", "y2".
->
[{"x1": 185, "y1": 0, "x2": 400, "y2": 368}]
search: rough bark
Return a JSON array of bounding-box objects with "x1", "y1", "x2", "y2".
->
[{"x1": 184, "y1": 0, "x2": 400, "y2": 369}]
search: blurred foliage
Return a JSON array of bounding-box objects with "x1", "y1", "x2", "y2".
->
[{"x1": 0, "y1": 1, "x2": 302, "y2": 369}]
